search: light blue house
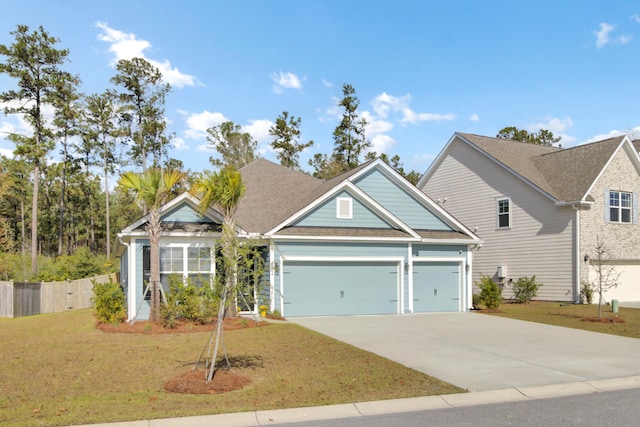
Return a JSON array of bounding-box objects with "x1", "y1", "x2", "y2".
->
[{"x1": 118, "y1": 158, "x2": 481, "y2": 320}]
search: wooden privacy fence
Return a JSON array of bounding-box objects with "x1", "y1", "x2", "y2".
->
[{"x1": 0, "y1": 273, "x2": 117, "y2": 318}]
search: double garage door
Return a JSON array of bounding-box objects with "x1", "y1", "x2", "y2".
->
[{"x1": 282, "y1": 260, "x2": 461, "y2": 317}]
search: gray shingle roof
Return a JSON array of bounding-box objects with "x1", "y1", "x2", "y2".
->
[
  {"x1": 458, "y1": 133, "x2": 628, "y2": 202},
  {"x1": 274, "y1": 226, "x2": 412, "y2": 238},
  {"x1": 236, "y1": 158, "x2": 471, "y2": 241},
  {"x1": 235, "y1": 159, "x2": 324, "y2": 234},
  {"x1": 236, "y1": 159, "x2": 380, "y2": 234}
]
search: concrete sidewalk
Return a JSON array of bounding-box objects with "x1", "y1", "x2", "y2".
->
[
  {"x1": 290, "y1": 312, "x2": 640, "y2": 392},
  {"x1": 76, "y1": 376, "x2": 640, "y2": 427}
]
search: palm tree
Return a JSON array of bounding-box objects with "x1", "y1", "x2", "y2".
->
[
  {"x1": 119, "y1": 168, "x2": 187, "y2": 322},
  {"x1": 190, "y1": 167, "x2": 245, "y2": 381}
]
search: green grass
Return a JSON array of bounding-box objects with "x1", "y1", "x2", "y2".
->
[
  {"x1": 482, "y1": 302, "x2": 640, "y2": 339},
  {"x1": 0, "y1": 310, "x2": 463, "y2": 427}
]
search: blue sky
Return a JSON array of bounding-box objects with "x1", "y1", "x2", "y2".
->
[{"x1": 2, "y1": 0, "x2": 640, "y2": 175}]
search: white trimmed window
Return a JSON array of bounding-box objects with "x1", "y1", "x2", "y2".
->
[
  {"x1": 607, "y1": 190, "x2": 632, "y2": 223},
  {"x1": 336, "y1": 197, "x2": 353, "y2": 219},
  {"x1": 160, "y1": 245, "x2": 213, "y2": 291},
  {"x1": 496, "y1": 197, "x2": 511, "y2": 229}
]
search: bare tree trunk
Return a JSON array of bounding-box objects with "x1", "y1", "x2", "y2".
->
[
  {"x1": 105, "y1": 171, "x2": 110, "y2": 259},
  {"x1": 207, "y1": 290, "x2": 227, "y2": 382},
  {"x1": 58, "y1": 143, "x2": 67, "y2": 256},
  {"x1": 148, "y1": 208, "x2": 162, "y2": 322},
  {"x1": 31, "y1": 163, "x2": 39, "y2": 277}
]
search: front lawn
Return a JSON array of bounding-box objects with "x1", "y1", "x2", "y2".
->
[
  {"x1": 0, "y1": 310, "x2": 462, "y2": 426},
  {"x1": 482, "y1": 302, "x2": 640, "y2": 339}
]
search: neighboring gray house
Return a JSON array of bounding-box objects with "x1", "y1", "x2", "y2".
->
[
  {"x1": 418, "y1": 132, "x2": 640, "y2": 303},
  {"x1": 118, "y1": 158, "x2": 481, "y2": 320}
]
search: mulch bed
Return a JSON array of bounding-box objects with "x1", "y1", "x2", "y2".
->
[
  {"x1": 164, "y1": 369, "x2": 252, "y2": 394},
  {"x1": 96, "y1": 317, "x2": 264, "y2": 394},
  {"x1": 96, "y1": 317, "x2": 269, "y2": 334},
  {"x1": 581, "y1": 316, "x2": 626, "y2": 323}
]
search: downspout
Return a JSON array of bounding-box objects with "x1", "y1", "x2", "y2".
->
[
  {"x1": 572, "y1": 205, "x2": 581, "y2": 304},
  {"x1": 467, "y1": 247, "x2": 474, "y2": 311}
]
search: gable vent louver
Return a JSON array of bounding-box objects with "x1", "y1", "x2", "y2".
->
[{"x1": 337, "y1": 197, "x2": 353, "y2": 219}]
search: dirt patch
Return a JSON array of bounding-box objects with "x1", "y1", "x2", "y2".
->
[
  {"x1": 164, "y1": 369, "x2": 252, "y2": 394},
  {"x1": 96, "y1": 317, "x2": 268, "y2": 334},
  {"x1": 581, "y1": 316, "x2": 626, "y2": 324}
]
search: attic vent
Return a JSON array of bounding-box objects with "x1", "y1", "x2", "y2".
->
[{"x1": 336, "y1": 197, "x2": 353, "y2": 219}]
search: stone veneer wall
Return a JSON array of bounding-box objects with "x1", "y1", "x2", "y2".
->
[{"x1": 579, "y1": 146, "x2": 640, "y2": 286}]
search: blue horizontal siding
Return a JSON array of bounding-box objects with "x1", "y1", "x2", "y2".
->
[
  {"x1": 412, "y1": 244, "x2": 467, "y2": 257},
  {"x1": 293, "y1": 190, "x2": 391, "y2": 229},
  {"x1": 162, "y1": 203, "x2": 213, "y2": 223},
  {"x1": 354, "y1": 168, "x2": 452, "y2": 231},
  {"x1": 276, "y1": 241, "x2": 408, "y2": 258}
]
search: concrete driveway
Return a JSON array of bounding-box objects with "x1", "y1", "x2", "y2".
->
[{"x1": 290, "y1": 313, "x2": 640, "y2": 392}]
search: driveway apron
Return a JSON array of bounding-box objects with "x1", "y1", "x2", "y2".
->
[{"x1": 290, "y1": 313, "x2": 640, "y2": 392}]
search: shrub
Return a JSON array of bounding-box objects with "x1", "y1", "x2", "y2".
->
[
  {"x1": 161, "y1": 275, "x2": 219, "y2": 326},
  {"x1": 476, "y1": 275, "x2": 502, "y2": 309},
  {"x1": 511, "y1": 276, "x2": 543, "y2": 303},
  {"x1": 581, "y1": 282, "x2": 594, "y2": 304},
  {"x1": 92, "y1": 279, "x2": 126, "y2": 324}
]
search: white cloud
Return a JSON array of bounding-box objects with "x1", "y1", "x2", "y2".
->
[
  {"x1": 95, "y1": 22, "x2": 196, "y2": 88},
  {"x1": 371, "y1": 92, "x2": 456, "y2": 124},
  {"x1": 0, "y1": 147, "x2": 13, "y2": 158},
  {"x1": 370, "y1": 134, "x2": 397, "y2": 155},
  {"x1": 271, "y1": 72, "x2": 302, "y2": 94},
  {"x1": 631, "y1": 14, "x2": 640, "y2": 24},
  {"x1": 172, "y1": 136, "x2": 188, "y2": 151},
  {"x1": 584, "y1": 128, "x2": 630, "y2": 144},
  {"x1": 470, "y1": 113, "x2": 479, "y2": 122},
  {"x1": 183, "y1": 110, "x2": 228, "y2": 139},
  {"x1": 627, "y1": 126, "x2": 640, "y2": 140},
  {"x1": 320, "y1": 97, "x2": 342, "y2": 123},
  {"x1": 321, "y1": 79, "x2": 333, "y2": 88},
  {"x1": 362, "y1": 111, "x2": 393, "y2": 135},
  {"x1": 527, "y1": 116, "x2": 575, "y2": 145},
  {"x1": 196, "y1": 144, "x2": 214, "y2": 153},
  {"x1": 361, "y1": 110, "x2": 395, "y2": 155},
  {"x1": 410, "y1": 152, "x2": 436, "y2": 168},
  {"x1": 594, "y1": 22, "x2": 632, "y2": 48},
  {"x1": 242, "y1": 119, "x2": 273, "y2": 143},
  {"x1": 372, "y1": 92, "x2": 411, "y2": 118},
  {"x1": 401, "y1": 110, "x2": 456, "y2": 124}
]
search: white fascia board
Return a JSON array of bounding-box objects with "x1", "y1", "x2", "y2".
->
[
  {"x1": 266, "y1": 180, "x2": 419, "y2": 238},
  {"x1": 412, "y1": 256, "x2": 467, "y2": 263},
  {"x1": 554, "y1": 200, "x2": 594, "y2": 208},
  {"x1": 460, "y1": 135, "x2": 559, "y2": 204},
  {"x1": 360, "y1": 149, "x2": 481, "y2": 241},
  {"x1": 269, "y1": 234, "x2": 421, "y2": 243},
  {"x1": 282, "y1": 255, "x2": 405, "y2": 263},
  {"x1": 118, "y1": 231, "x2": 222, "y2": 239},
  {"x1": 121, "y1": 192, "x2": 224, "y2": 233},
  {"x1": 416, "y1": 133, "x2": 460, "y2": 188},
  {"x1": 582, "y1": 136, "x2": 639, "y2": 200},
  {"x1": 419, "y1": 238, "x2": 484, "y2": 246}
]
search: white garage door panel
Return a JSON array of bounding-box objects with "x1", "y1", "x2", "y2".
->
[{"x1": 599, "y1": 264, "x2": 640, "y2": 302}]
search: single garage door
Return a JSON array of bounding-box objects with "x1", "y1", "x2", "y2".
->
[
  {"x1": 412, "y1": 261, "x2": 460, "y2": 312},
  {"x1": 591, "y1": 264, "x2": 640, "y2": 302},
  {"x1": 282, "y1": 261, "x2": 399, "y2": 317}
]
